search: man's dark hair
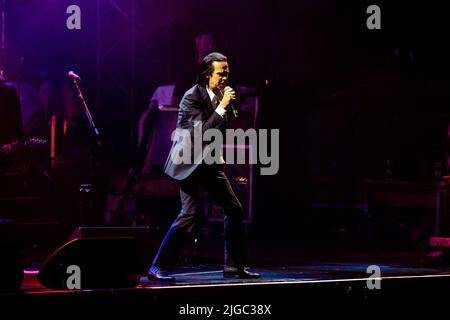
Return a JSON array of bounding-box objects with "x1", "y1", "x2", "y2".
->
[{"x1": 197, "y1": 52, "x2": 227, "y2": 86}]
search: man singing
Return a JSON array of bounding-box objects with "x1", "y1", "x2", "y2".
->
[{"x1": 147, "y1": 52, "x2": 260, "y2": 281}]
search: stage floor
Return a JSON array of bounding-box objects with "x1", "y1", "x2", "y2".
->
[
  {"x1": 11, "y1": 250, "x2": 450, "y2": 317},
  {"x1": 21, "y1": 257, "x2": 450, "y2": 291}
]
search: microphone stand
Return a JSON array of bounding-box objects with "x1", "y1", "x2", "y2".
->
[
  {"x1": 71, "y1": 76, "x2": 102, "y2": 226},
  {"x1": 72, "y1": 77, "x2": 101, "y2": 146}
]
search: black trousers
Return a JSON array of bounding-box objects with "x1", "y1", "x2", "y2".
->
[{"x1": 152, "y1": 164, "x2": 245, "y2": 270}]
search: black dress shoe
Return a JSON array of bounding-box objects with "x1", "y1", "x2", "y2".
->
[
  {"x1": 147, "y1": 266, "x2": 175, "y2": 282},
  {"x1": 223, "y1": 267, "x2": 261, "y2": 279}
]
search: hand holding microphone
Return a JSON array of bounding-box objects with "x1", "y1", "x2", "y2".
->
[{"x1": 219, "y1": 86, "x2": 238, "y2": 118}]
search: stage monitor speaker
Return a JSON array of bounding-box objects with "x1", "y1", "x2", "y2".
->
[
  {"x1": 37, "y1": 226, "x2": 152, "y2": 289},
  {"x1": 67, "y1": 226, "x2": 154, "y2": 273}
]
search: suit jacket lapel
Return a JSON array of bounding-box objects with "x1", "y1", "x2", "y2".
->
[
  {"x1": 198, "y1": 85, "x2": 214, "y2": 115},
  {"x1": 198, "y1": 84, "x2": 228, "y2": 122}
]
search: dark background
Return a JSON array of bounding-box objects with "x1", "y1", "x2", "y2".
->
[{"x1": 3, "y1": 0, "x2": 450, "y2": 250}]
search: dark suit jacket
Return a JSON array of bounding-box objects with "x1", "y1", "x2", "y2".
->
[
  {"x1": 0, "y1": 81, "x2": 23, "y2": 145},
  {"x1": 164, "y1": 84, "x2": 227, "y2": 180}
]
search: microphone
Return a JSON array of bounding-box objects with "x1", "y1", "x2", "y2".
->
[
  {"x1": 224, "y1": 86, "x2": 238, "y2": 118},
  {"x1": 67, "y1": 71, "x2": 81, "y2": 80}
]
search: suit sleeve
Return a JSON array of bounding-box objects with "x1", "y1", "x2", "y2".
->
[{"x1": 178, "y1": 93, "x2": 225, "y2": 135}]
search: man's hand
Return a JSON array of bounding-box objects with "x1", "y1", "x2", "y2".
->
[{"x1": 219, "y1": 87, "x2": 235, "y2": 109}]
